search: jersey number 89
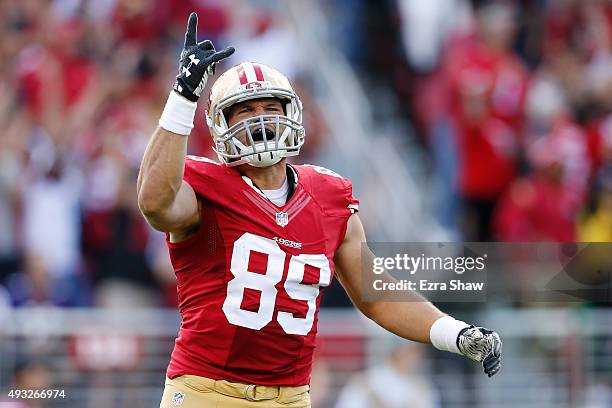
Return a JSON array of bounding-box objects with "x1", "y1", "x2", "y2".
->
[{"x1": 222, "y1": 233, "x2": 331, "y2": 336}]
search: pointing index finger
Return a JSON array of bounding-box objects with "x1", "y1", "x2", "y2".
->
[{"x1": 184, "y1": 12, "x2": 198, "y2": 46}]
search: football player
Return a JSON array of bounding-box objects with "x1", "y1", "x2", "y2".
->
[{"x1": 138, "y1": 13, "x2": 502, "y2": 408}]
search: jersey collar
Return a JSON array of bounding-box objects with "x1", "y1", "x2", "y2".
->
[{"x1": 241, "y1": 164, "x2": 299, "y2": 201}]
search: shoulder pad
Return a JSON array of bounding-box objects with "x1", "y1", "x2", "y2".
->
[{"x1": 295, "y1": 164, "x2": 359, "y2": 217}]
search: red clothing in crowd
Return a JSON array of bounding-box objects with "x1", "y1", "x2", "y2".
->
[
  {"x1": 494, "y1": 175, "x2": 580, "y2": 242},
  {"x1": 17, "y1": 48, "x2": 95, "y2": 119},
  {"x1": 445, "y1": 39, "x2": 528, "y2": 129},
  {"x1": 444, "y1": 38, "x2": 527, "y2": 200},
  {"x1": 455, "y1": 117, "x2": 518, "y2": 200}
]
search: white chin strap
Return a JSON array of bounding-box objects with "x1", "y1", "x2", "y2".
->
[{"x1": 242, "y1": 141, "x2": 285, "y2": 167}]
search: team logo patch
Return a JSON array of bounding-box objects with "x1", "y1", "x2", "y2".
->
[
  {"x1": 276, "y1": 211, "x2": 289, "y2": 227},
  {"x1": 239, "y1": 80, "x2": 271, "y2": 92},
  {"x1": 246, "y1": 81, "x2": 263, "y2": 90},
  {"x1": 172, "y1": 391, "x2": 185, "y2": 406}
]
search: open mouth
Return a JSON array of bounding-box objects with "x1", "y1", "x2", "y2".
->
[{"x1": 251, "y1": 128, "x2": 275, "y2": 142}]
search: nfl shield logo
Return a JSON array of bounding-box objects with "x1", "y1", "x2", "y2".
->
[
  {"x1": 172, "y1": 391, "x2": 185, "y2": 406},
  {"x1": 275, "y1": 211, "x2": 289, "y2": 227}
]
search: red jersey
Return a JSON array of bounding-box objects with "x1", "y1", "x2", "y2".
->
[{"x1": 166, "y1": 157, "x2": 358, "y2": 386}]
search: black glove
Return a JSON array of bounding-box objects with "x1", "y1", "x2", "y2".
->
[
  {"x1": 173, "y1": 12, "x2": 235, "y2": 102},
  {"x1": 457, "y1": 326, "x2": 502, "y2": 377}
]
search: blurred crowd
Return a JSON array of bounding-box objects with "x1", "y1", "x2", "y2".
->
[
  {"x1": 349, "y1": 0, "x2": 612, "y2": 242},
  {"x1": 0, "y1": 0, "x2": 326, "y2": 308}
]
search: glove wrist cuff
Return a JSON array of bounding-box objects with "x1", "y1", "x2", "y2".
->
[
  {"x1": 174, "y1": 79, "x2": 200, "y2": 102},
  {"x1": 159, "y1": 91, "x2": 197, "y2": 136},
  {"x1": 430, "y1": 315, "x2": 469, "y2": 355}
]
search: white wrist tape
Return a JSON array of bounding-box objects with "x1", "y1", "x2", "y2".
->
[
  {"x1": 430, "y1": 315, "x2": 470, "y2": 355},
  {"x1": 158, "y1": 91, "x2": 197, "y2": 136}
]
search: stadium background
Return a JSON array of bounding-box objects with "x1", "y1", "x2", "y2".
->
[{"x1": 0, "y1": 0, "x2": 611, "y2": 406}]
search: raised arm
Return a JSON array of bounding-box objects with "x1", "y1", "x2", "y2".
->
[
  {"x1": 137, "y1": 127, "x2": 199, "y2": 233},
  {"x1": 334, "y1": 214, "x2": 502, "y2": 377},
  {"x1": 136, "y1": 12, "x2": 234, "y2": 236}
]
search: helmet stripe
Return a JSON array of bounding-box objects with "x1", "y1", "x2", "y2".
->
[
  {"x1": 243, "y1": 63, "x2": 258, "y2": 83},
  {"x1": 236, "y1": 64, "x2": 247, "y2": 84},
  {"x1": 253, "y1": 64, "x2": 264, "y2": 81}
]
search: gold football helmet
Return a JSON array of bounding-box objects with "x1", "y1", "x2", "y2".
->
[{"x1": 206, "y1": 62, "x2": 305, "y2": 167}]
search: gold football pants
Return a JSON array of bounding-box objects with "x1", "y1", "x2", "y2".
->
[{"x1": 160, "y1": 375, "x2": 311, "y2": 408}]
